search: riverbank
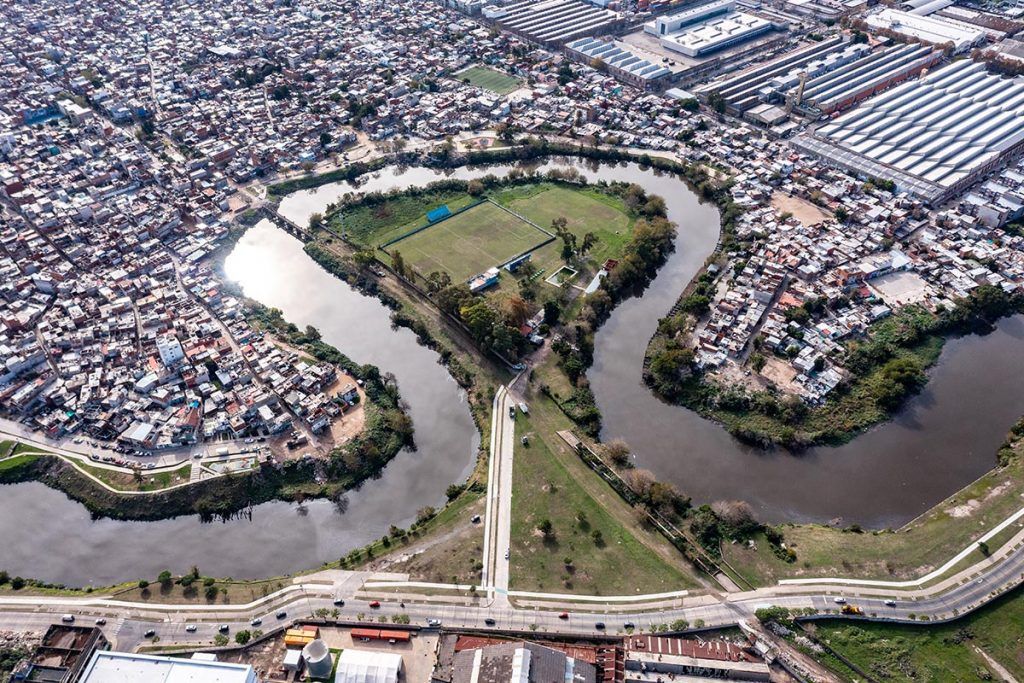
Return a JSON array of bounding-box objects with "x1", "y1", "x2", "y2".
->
[
  {"x1": 723, "y1": 417, "x2": 1024, "y2": 586},
  {"x1": 645, "y1": 284, "x2": 1024, "y2": 449}
]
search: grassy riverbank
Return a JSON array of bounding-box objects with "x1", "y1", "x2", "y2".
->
[
  {"x1": 510, "y1": 406, "x2": 699, "y2": 595},
  {"x1": 723, "y1": 418, "x2": 1024, "y2": 585}
]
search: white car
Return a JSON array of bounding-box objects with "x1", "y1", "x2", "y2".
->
[
  {"x1": 185, "y1": 624, "x2": 198, "y2": 633},
  {"x1": 884, "y1": 600, "x2": 896, "y2": 607},
  {"x1": 833, "y1": 596, "x2": 846, "y2": 604}
]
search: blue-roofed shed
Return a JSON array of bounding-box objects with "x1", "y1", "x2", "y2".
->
[{"x1": 427, "y1": 205, "x2": 452, "y2": 222}]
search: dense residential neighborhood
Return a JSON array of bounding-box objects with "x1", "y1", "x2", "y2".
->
[{"x1": 4, "y1": 0, "x2": 1024, "y2": 678}]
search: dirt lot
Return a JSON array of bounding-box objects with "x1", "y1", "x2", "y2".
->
[{"x1": 771, "y1": 192, "x2": 829, "y2": 227}]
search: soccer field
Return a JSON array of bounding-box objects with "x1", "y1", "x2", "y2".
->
[
  {"x1": 389, "y1": 201, "x2": 550, "y2": 281},
  {"x1": 458, "y1": 66, "x2": 521, "y2": 96}
]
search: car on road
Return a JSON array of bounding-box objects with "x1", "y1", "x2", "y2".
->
[
  {"x1": 624, "y1": 622, "x2": 635, "y2": 630},
  {"x1": 185, "y1": 625, "x2": 197, "y2": 633},
  {"x1": 369, "y1": 601, "x2": 381, "y2": 608},
  {"x1": 504, "y1": 550, "x2": 509, "y2": 560},
  {"x1": 484, "y1": 618, "x2": 496, "y2": 626},
  {"x1": 95, "y1": 618, "x2": 106, "y2": 626},
  {"x1": 427, "y1": 618, "x2": 441, "y2": 627},
  {"x1": 595, "y1": 622, "x2": 606, "y2": 630},
  {"x1": 276, "y1": 611, "x2": 287, "y2": 619},
  {"x1": 250, "y1": 618, "x2": 262, "y2": 626},
  {"x1": 833, "y1": 597, "x2": 846, "y2": 604},
  {"x1": 558, "y1": 612, "x2": 569, "y2": 620},
  {"x1": 218, "y1": 624, "x2": 229, "y2": 633},
  {"x1": 884, "y1": 599, "x2": 897, "y2": 607},
  {"x1": 61, "y1": 614, "x2": 75, "y2": 623},
  {"x1": 144, "y1": 629, "x2": 156, "y2": 638},
  {"x1": 333, "y1": 598, "x2": 345, "y2": 606}
]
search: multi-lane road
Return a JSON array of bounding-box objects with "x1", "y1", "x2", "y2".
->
[
  {"x1": 2, "y1": 538, "x2": 1022, "y2": 654},
  {"x1": 4, "y1": 381, "x2": 1024, "y2": 654}
]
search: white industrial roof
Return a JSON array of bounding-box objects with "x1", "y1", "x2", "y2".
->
[
  {"x1": 334, "y1": 649, "x2": 402, "y2": 683},
  {"x1": 809, "y1": 60, "x2": 1024, "y2": 196},
  {"x1": 864, "y1": 8, "x2": 984, "y2": 51},
  {"x1": 659, "y1": 11, "x2": 772, "y2": 56},
  {"x1": 79, "y1": 651, "x2": 258, "y2": 683}
]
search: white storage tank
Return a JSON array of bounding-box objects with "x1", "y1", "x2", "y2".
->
[{"x1": 302, "y1": 639, "x2": 334, "y2": 679}]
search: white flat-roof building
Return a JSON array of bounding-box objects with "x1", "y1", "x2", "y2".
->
[
  {"x1": 863, "y1": 8, "x2": 986, "y2": 52},
  {"x1": 79, "y1": 651, "x2": 259, "y2": 683},
  {"x1": 156, "y1": 333, "x2": 185, "y2": 367},
  {"x1": 659, "y1": 12, "x2": 773, "y2": 56},
  {"x1": 643, "y1": 1, "x2": 774, "y2": 57}
]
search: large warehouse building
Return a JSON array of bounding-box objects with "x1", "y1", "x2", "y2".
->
[
  {"x1": 565, "y1": 37, "x2": 673, "y2": 89},
  {"x1": 793, "y1": 59, "x2": 1024, "y2": 204},
  {"x1": 490, "y1": 0, "x2": 623, "y2": 45},
  {"x1": 79, "y1": 651, "x2": 259, "y2": 683},
  {"x1": 695, "y1": 37, "x2": 941, "y2": 117},
  {"x1": 863, "y1": 8, "x2": 986, "y2": 52}
]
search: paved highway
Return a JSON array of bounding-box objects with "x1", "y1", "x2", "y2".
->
[
  {"x1": 3, "y1": 540, "x2": 1022, "y2": 653},
  {"x1": 4, "y1": 380, "x2": 1024, "y2": 653}
]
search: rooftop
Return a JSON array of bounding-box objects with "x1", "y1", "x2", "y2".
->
[{"x1": 78, "y1": 651, "x2": 258, "y2": 683}]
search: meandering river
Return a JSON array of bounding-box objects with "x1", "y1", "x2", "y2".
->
[{"x1": 3, "y1": 158, "x2": 1023, "y2": 585}]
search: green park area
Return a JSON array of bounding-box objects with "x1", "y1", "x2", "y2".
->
[
  {"x1": 457, "y1": 66, "x2": 522, "y2": 95},
  {"x1": 331, "y1": 181, "x2": 634, "y2": 293},
  {"x1": 804, "y1": 590, "x2": 1024, "y2": 680},
  {"x1": 509, "y1": 401, "x2": 699, "y2": 596}
]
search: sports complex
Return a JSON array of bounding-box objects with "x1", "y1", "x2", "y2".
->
[
  {"x1": 359, "y1": 182, "x2": 633, "y2": 292},
  {"x1": 381, "y1": 199, "x2": 555, "y2": 282}
]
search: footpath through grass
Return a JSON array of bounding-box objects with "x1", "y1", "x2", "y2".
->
[
  {"x1": 806, "y1": 588, "x2": 1024, "y2": 681},
  {"x1": 509, "y1": 398, "x2": 700, "y2": 596}
]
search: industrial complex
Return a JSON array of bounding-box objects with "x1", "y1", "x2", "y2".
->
[{"x1": 795, "y1": 59, "x2": 1024, "y2": 203}]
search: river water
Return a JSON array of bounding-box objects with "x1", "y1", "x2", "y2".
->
[{"x1": 2, "y1": 158, "x2": 1022, "y2": 585}]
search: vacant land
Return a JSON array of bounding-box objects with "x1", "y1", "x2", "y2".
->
[
  {"x1": 509, "y1": 395, "x2": 699, "y2": 596},
  {"x1": 807, "y1": 589, "x2": 1024, "y2": 681},
  {"x1": 388, "y1": 201, "x2": 549, "y2": 280},
  {"x1": 724, "y1": 438, "x2": 1024, "y2": 586},
  {"x1": 770, "y1": 192, "x2": 829, "y2": 227},
  {"x1": 457, "y1": 66, "x2": 521, "y2": 95},
  {"x1": 78, "y1": 461, "x2": 193, "y2": 493}
]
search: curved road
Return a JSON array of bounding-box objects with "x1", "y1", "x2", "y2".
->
[{"x1": 3, "y1": 393, "x2": 1024, "y2": 654}]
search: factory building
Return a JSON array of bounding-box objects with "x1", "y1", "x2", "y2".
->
[
  {"x1": 794, "y1": 43, "x2": 942, "y2": 114},
  {"x1": 78, "y1": 651, "x2": 259, "y2": 683},
  {"x1": 863, "y1": 8, "x2": 986, "y2": 52},
  {"x1": 623, "y1": 635, "x2": 771, "y2": 682},
  {"x1": 643, "y1": 1, "x2": 775, "y2": 57},
  {"x1": 492, "y1": 0, "x2": 624, "y2": 46},
  {"x1": 565, "y1": 37, "x2": 673, "y2": 89},
  {"x1": 793, "y1": 59, "x2": 1024, "y2": 204},
  {"x1": 450, "y1": 641, "x2": 596, "y2": 683},
  {"x1": 696, "y1": 36, "x2": 940, "y2": 118}
]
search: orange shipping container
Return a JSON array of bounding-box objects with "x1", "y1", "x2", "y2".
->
[{"x1": 378, "y1": 630, "x2": 411, "y2": 641}]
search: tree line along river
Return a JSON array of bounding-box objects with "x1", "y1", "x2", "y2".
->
[{"x1": 2, "y1": 158, "x2": 1023, "y2": 586}]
